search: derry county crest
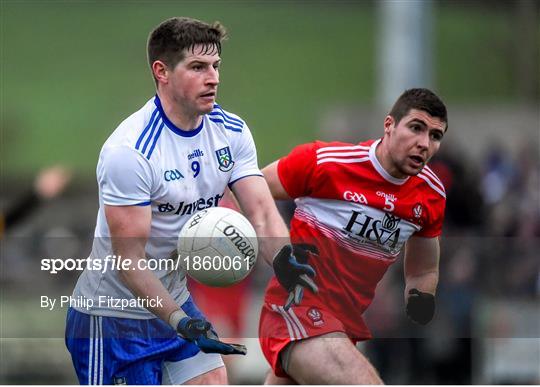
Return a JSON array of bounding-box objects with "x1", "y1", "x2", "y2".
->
[
  {"x1": 215, "y1": 146, "x2": 235, "y2": 172},
  {"x1": 307, "y1": 308, "x2": 324, "y2": 327},
  {"x1": 413, "y1": 203, "x2": 423, "y2": 218}
]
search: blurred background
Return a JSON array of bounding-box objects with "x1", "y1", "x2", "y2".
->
[{"x1": 1, "y1": 0, "x2": 539, "y2": 384}]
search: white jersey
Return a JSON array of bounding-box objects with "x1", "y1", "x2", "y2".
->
[{"x1": 73, "y1": 95, "x2": 262, "y2": 318}]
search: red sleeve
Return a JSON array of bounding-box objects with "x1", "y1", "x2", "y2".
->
[
  {"x1": 277, "y1": 142, "x2": 317, "y2": 198},
  {"x1": 415, "y1": 195, "x2": 446, "y2": 237}
]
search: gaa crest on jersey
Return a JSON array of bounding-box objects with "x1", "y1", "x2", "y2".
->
[
  {"x1": 307, "y1": 308, "x2": 324, "y2": 327},
  {"x1": 164, "y1": 169, "x2": 184, "y2": 182},
  {"x1": 343, "y1": 190, "x2": 368, "y2": 204},
  {"x1": 215, "y1": 146, "x2": 235, "y2": 172}
]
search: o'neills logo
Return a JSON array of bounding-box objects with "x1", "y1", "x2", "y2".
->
[{"x1": 222, "y1": 225, "x2": 256, "y2": 264}]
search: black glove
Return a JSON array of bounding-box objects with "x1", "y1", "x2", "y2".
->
[
  {"x1": 273, "y1": 244, "x2": 318, "y2": 310},
  {"x1": 406, "y1": 288, "x2": 435, "y2": 325},
  {"x1": 176, "y1": 317, "x2": 247, "y2": 355}
]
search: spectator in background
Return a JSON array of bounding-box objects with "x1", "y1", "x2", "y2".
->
[
  {"x1": 1, "y1": 165, "x2": 72, "y2": 235},
  {"x1": 429, "y1": 146, "x2": 485, "y2": 231},
  {"x1": 481, "y1": 142, "x2": 517, "y2": 206}
]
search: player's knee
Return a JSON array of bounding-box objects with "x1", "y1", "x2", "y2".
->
[{"x1": 184, "y1": 366, "x2": 227, "y2": 385}]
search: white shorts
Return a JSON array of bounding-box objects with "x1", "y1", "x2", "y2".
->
[{"x1": 162, "y1": 351, "x2": 224, "y2": 384}]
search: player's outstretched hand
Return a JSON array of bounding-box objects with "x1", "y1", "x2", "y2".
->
[
  {"x1": 176, "y1": 317, "x2": 247, "y2": 355},
  {"x1": 273, "y1": 244, "x2": 319, "y2": 310},
  {"x1": 406, "y1": 288, "x2": 435, "y2": 325}
]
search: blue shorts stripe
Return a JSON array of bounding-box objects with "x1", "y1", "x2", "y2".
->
[
  {"x1": 99, "y1": 316, "x2": 104, "y2": 385},
  {"x1": 93, "y1": 316, "x2": 100, "y2": 385},
  {"x1": 88, "y1": 316, "x2": 93, "y2": 385},
  {"x1": 66, "y1": 297, "x2": 207, "y2": 384}
]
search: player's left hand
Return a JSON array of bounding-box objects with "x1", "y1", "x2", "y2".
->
[
  {"x1": 273, "y1": 244, "x2": 319, "y2": 310},
  {"x1": 176, "y1": 317, "x2": 247, "y2": 355},
  {"x1": 406, "y1": 288, "x2": 435, "y2": 325}
]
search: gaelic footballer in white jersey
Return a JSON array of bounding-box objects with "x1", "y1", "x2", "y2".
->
[{"x1": 72, "y1": 95, "x2": 262, "y2": 318}]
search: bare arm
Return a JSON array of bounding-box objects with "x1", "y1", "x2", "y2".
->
[
  {"x1": 404, "y1": 235, "x2": 440, "y2": 299},
  {"x1": 104, "y1": 204, "x2": 186, "y2": 324},
  {"x1": 231, "y1": 173, "x2": 318, "y2": 309},
  {"x1": 403, "y1": 235, "x2": 439, "y2": 324},
  {"x1": 230, "y1": 175, "x2": 290, "y2": 265},
  {"x1": 261, "y1": 161, "x2": 290, "y2": 200}
]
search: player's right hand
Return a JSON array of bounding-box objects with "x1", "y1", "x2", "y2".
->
[
  {"x1": 273, "y1": 244, "x2": 319, "y2": 310},
  {"x1": 176, "y1": 317, "x2": 247, "y2": 355}
]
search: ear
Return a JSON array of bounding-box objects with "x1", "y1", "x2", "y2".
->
[
  {"x1": 383, "y1": 115, "x2": 394, "y2": 136},
  {"x1": 151, "y1": 60, "x2": 169, "y2": 85}
]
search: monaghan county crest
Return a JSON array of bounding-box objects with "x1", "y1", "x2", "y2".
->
[{"x1": 215, "y1": 146, "x2": 235, "y2": 172}]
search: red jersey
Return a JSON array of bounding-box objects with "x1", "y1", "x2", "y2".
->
[{"x1": 264, "y1": 139, "x2": 446, "y2": 338}]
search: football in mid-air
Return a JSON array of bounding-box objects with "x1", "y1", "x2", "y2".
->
[{"x1": 176, "y1": 207, "x2": 258, "y2": 287}]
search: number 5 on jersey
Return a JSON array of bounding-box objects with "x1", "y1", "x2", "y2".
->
[{"x1": 383, "y1": 197, "x2": 395, "y2": 212}]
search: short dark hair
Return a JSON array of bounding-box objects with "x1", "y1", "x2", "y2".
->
[
  {"x1": 147, "y1": 17, "x2": 227, "y2": 71},
  {"x1": 389, "y1": 88, "x2": 448, "y2": 127}
]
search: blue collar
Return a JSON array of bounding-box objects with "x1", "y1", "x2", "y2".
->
[{"x1": 153, "y1": 95, "x2": 204, "y2": 137}]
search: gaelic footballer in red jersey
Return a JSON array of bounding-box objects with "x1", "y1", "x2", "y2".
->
[{"x1": 259, "y1": 88, "x2": 448, "y2": 384}]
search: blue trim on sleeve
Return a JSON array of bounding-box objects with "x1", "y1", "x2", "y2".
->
[
  {"x1": 228, "y1": 173, "x2": 264, "y2": 188},
  {"x1": 146, "y1": 122, "x2": 165, "y2": 159},
  {"x1": 208, "y1": 111, "x2": 244, "y2": 129},
  {"x1": 141, "y1": 114, "x2": 162, "y2": 154},
  {"x1": 135, "y1": 201, "x2": 151, "y2": 206},
  {"x1": 135, "y1": 108, "x2": 159, "y2": 150},
  {"x1": 209, "y1": 118, "x2": 243, "y2": 132},
  {"x1": 154, "y1": 95, "x2": 204, "y2": 137},
  {"x1": 213, "y1": 104, "x2": 244, "y2": 125}
]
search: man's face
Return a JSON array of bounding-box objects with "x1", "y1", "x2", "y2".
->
[
  {"x1": 167, "y1": 44, "x2": 221, "y2": 115},
  {"x1": 383, "y1": 109, "x2": 446, "y2": 177}
]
